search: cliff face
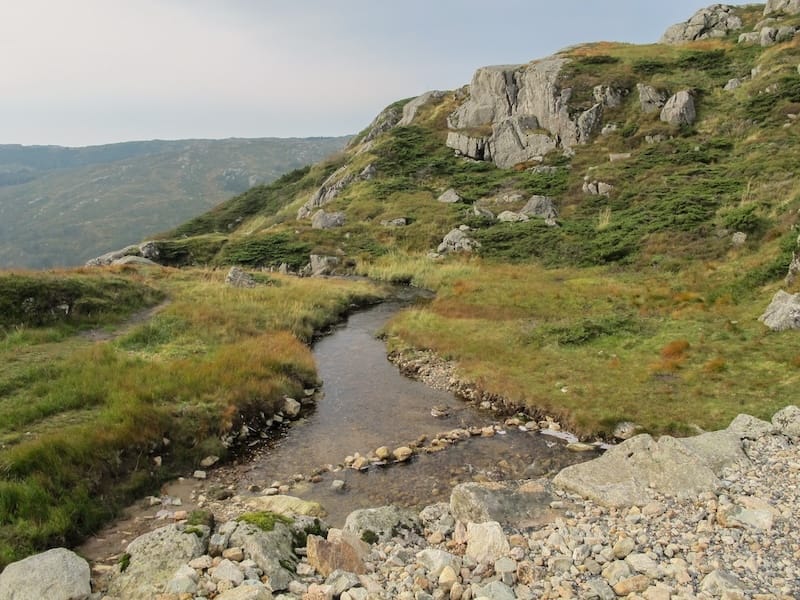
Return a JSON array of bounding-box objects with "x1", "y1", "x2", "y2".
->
[{"x1": 445, "y1": 57, "x2": 603, "y2": 169}]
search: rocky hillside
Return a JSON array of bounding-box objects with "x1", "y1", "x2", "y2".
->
[
  {"x1": 138, "y1": 3, "x2": 799, "y2": 281},
  {"x1": 0, "y1": 137, "x2": 348, "y2": 269}
]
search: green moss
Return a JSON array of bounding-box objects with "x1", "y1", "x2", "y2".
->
[
  {"x1": 119, "y1": 553, "x2": 131, "y2": 572},
  {"x1": 237, "y1": 511, "x2": 294, "y2": 532},
  {"x1": 361, "y1": 529, "x2": 379, "y2": 544}
]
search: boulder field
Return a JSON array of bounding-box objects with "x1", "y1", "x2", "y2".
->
[{"x1": 3, "y1": 407, "x2": 798, "y2": 599}]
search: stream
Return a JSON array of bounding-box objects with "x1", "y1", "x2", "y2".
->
[{"x1": 79, "y1": 291, "x2": 592, "y2": 564}]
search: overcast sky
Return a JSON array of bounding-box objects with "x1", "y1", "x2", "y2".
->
[{"x1": 2, "y1": 1, "x2": 728, "y2": 147}]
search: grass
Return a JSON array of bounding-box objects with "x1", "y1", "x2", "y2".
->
[
  {"x1": 237, "y1": 511, "x2": 293, "y2": 532},
  {"x1": 0, "y1": 266, "x2": 382, "y2": 568}
]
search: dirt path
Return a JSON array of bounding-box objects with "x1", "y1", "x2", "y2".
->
[{"x1": 80, "y1": 299, "x2": 171, "y2": 342}]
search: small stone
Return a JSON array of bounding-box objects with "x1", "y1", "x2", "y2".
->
[
  {"x1": 612, "y1": 537, "x2": 635, "y2": 559},
  {"x1": 375, "y1": 446, "x2": 391, "y2": 460},
  {"x1": 331, "y1": 479, "x2": 347, "y2": 492},
  {"x1": 222, "y1": 547, "x2": 244, "y2": 562},
  {"x1": 393, "y1": 446, "x2": 414, "y2": 462},
  {"x1": 193, "y1": 470, "x2": 207, "y2": 480},
  {"x1": 613, "y1": 574, "x2": 650, "y2": 595},
  {"x1": 200, "y1": 455, "x2": 219, "y2": 468}
]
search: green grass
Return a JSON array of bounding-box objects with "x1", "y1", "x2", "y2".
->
[
  {"x1": 237, "y1": 511, "x2": 293, "y2": 532},
  {"x1": 0, "y1": 267, "x2": 382, "y2": 568}
]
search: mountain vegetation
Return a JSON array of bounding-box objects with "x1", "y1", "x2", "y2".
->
[
  {"x1": 0, "y1": 137, "x2": 349, "y2": 269},
  {"x1": 2, "y1": 1, "x2": 800, "y2": 569}
]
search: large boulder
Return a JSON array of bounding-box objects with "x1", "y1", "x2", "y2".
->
[
  {"x1": 437, "y1": 229, "x2": 479, "y2": 254},
  {"x1": 759, "y1": 290, "x2": 800, "y2": 331},
  {"x1": 520, "y1": 195, "x2": 558, "y2": 221},
  {"x1": 450, "y1": 479, "x2": 567, "y2": 527},
  {"x1": 306, "y1": 530, "x2": 369, "y2": 577},
  {"x1": 727, "y1": 413, "x2": 777, "y2": 439},
  {"x1": 553, "y1": 434, "x2": 720, "y2": 507},
  {"x1": 311, "y1": 210, "x2": 346, "y2": 230},
  {"x1": 679, "y1": 430, "x2": 748, "y2": 474},
  {"x1": 343, "y1": 505, "x2": 420, "y2": 544},
  {"x1": 765, "y1": 0, "x2": 800, "y2": 15},
  {"x1": 660, "y1": 4, "x2": 743, "y2": 44},
  {"x1": 226, "y1": 266, "x2": 257, "y2": 288},
  {"x1": 229, "y1": 521, "x2": 297, "y2": 591},
  {"x1": 309, "y1": 254, "x2": 340, "y2": 277},
  {"x1": 447, "y1": 57, "x2": 604, "y2": 168},
  {"x1": 772, "y1": 405, "x2": 800, "y2": 438},
  {"x1": 437, "y1": 188, "x2": 463, "y2": 203},
  {"x1": 0, "y1": 548, "x2": 91, "y2": 600},
  {"x1": 660, "y1": 91, "x2": 696, "y2": 127},
  {"x1": 107, "y1": 524, "x2": 209, "y2": 600},
  {"x1": 637, "y1": 84, "x2": 669, "y2": 114}
]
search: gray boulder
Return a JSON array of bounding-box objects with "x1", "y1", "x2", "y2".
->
[
  {"x1": 450, "y1": 479, "x2": 567, "y2": 527},
  {"x1": 226, "y1": 266, "x2": 257, "y2": 288},
  {"x1": 660, "y1": 91, "x2": 696, "y2": 127},
  {"x1": 309, "y1": 254, "x2": 340, "y2": 277},
  {"x1": 660, "y1": 4, "x2": 743, "y2": 44},
  {"x1": 593, "y1": 85, "x2": 628, "y2": 108},
  {"x1": 0, "y1": 548, "x2": 91, "y2": 600},
  {"x1": 679, "y1": 430, "x2": 748, "y2": 474},
  {"x1": 761, "y1": 26, "x2": 779, "y2": 46},
  {"x1": 553, "y1": 434, "x2": 719, "y2": 507},
  {"x1": 520, "y1": 195, "x2": 558, "y2": 220},
  {"x1": 472, "y1": 205, "x2": 495, "y2": 220},
  {"x1": 107, "y1": 524, "x2": 209, "y2": 600},
  {"x1": 765, "y1": 0, "x2": 800, "y2": 15},
  {"x1": 772, "y1": 405, "x2": 800, "y2": 438},
  {"x1": 311, "y1": 210, "x2": 346, "y2": 230},
  {"x1": 727, "y1": 413, "x2": 777, "y2": 439},
  {"x1": 497, "y1": 210, "x2": 529, "y2": 223},
  {"x1": 437, "y1": 229, "x2": 479, "y2": 254},
  {"x1": 361, "y1": 103, "x2": 403, "y2": 144},
  {"x1": 112, "y1": 255, "x2": 158, "y2": 267},
  {"x1": 446, "y1": 131, "x2": 492, "y2": 162},
  {"x1": 759, "y1": 290, "x2": 800, "y2": 331},
  {"x1": 398, "y1": 91, "x2": 446, "y2": 126},
  {"x1": 437, "y1": 188, "x2": 463, "y2": 203},
  {"x1": 380, "y1": 217, "x2": 408, "y2": 227},
  {"x1": 637, "y1": 84, "x2": 669, "y2": 114},
  {"x1": 724, "y1": 78, "x2": 743, "y2": 91},
  {"x1": 739, "y1": 31, "x2": 761, "y2": 44},
  {"x1": 489, "y1": 116, "x2": 558, "y2": 168},
  {"x1": 343, "y1": 505, "x2": 420, "y2": 543},
  {"x1": 229, "y1": 521, "x2": 297, "y2": 591}
]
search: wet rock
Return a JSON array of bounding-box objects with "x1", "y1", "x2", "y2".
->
[
  {"x1": 0, "y1": 548, "x2": 91, "y2": 600},
  {"x1": 243, "y1": 495, "x2": 325, "y2": 518},
  {"x1": 450, "y1": 479, "x2": 565, "y2": 527},
  {"x1": 283, "y1": 397, "x2": 302, "y2": 418}
]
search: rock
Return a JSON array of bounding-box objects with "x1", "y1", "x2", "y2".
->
[
  {"x1": 193, "y1": 469, "x2": 207, "y2": 479},
  {"x1": 380, "y1": 217, "x2": 408, "y2": 227},
  {"x1": 760, "y1": 290, "x2": 800, "y2": 331},
  {"x1": 608, "y1": 152, "x2": 631, "y2": 162},
  {"x1": 760, "y1": 26, "x2": 779, "y2": 46},
  {"x1": 375, "y1": 446, "x2": 391, "y2": 460},
  {"x1": 416, "y1": 549, "x2": 462, "y2": 578},
  {"x1": 107, "y1": 524, "x2": 209, "y2": 600},
  {"x1": 732, "y1": 231, "x2": 748, "y2": 246},
  {"x1": 679, "y1": 429, "x2": 748, "y2": 474},
  {"x1": 225, "y1": 267, "x2": 257, "y2": 288},
  {"x1": 360, "y1": 163, "x2": 376, "y2": 180},
  {"x1": 726, "y1": 413, "x2": 777, "y2": 439},
  {"x1": 229, "y1": 521, "x2": 297, "y2": 591},
  {"x1": 660, "y1": 4, "x2": 743, "y2": 44},
  {"x1": 612, "y1": 537, "x2": 636, "y2": 559},
  {"x1": 392, "y1": 446, "x2": 414, "y2": 462},
  {"x1": 216, "y1": 585, "x2": 273, "y2": 600},
  {"x1": 419, "y1": 502, "x2": 456, "y2": 536},
  {"x1": 497, "y1": 210, "x2": 529, "y2": 223},
  {"x1": 593, "y1": 85, "x2": 628, "y2": 108},
  {"x1": 637, "y1": 84, "x2": 669, "y2": 114},
  {"x1": 437, "y1": 229, "x2": 479, "y2": 254},
  {"x1": 311, "y1": 210, "x2": 346, "y2": 230},
  {"x1": 586, "y1": 578, "x2": 616, "y2": 600},
  {"x1": 772, "y1": 404, "x2": 800, "y2": 438},
  {"x1": 399, "y1": 91, "x2": 446, "y2": 126},
  {"x1": 306, "y1": 530, "x2": 368, "y2": 577},
  {"x1": 298, "y1": 166, "x2": 355, "y2": 219},
  {"x1": 739, "y1": 31, "x2": 761, "y2": 44},
  {"x1": 309, "y1": 255, "x2": 340, "y2": 277},
  {"x1": 785, "y1": 251, "x2": 800, "y2": 286},
  {"x1": 700, "y1": 569, "x2": 745, "y2": 595},
  {"x1": 450, "y1": 479, "x2": 565, "y2": 527},
  {"x1": 583, "y1": 181, "x2": 613, "y2": 196},
  {"x1": 465, "y1": 521, "x2": 509, "y2": 563},
  {"x1": 660, "y1": 91, "x2": 696, "y2": 127},
  {"x1": 361, "y1": 102, "x2": 404, "y2": 144},
  {"x1": 200, "y1": 455, "x2": 219, "y2": 468},
  {"x1": 0, "y1": 548, "x2": 91, "y2": 600},
  {"x1": 724, "y1": 78, "x2": 743, "y2": 91},
  {"x1": 473, "y1": 205, "x2": 495, "y2": 219},
  {"x1": 447, "y1": 57, "x2": 603, "y2": 169},
  {"x1": 211, "y1": 558, "x2": 245, "y2": 586},
  {"x1": 343, "y1": 506, "x2": 420, "y2": 543},
  {"x1": 283, "y1": 397, "x2": 302, "y2": 418},
  {"x1": 438, "y1": 188, "x2": 463, "y2": 203},
  {"x1": 112, "y1": 255, "x2": 158, "y2": 266},
  {"x1": 765, "y1": 0, "x2": 800, "y2": 15},
  {"x1": 85, "y1": 243, "x2": 142, "y2": 267},
  {"x1": 472, "y1": 581, "x2": 516, "y2": 600},
  {"x1": 325, "y1": 569, "x2": 361, "y2": 596},
  {"x1": 331, "y1": 479, "x2": 346, "y2": 491},
  {"x1": 717, "y1": 503, "x2": 775, "y2": 530},
  {"x1": 553, "y1": 434, "x2": 719, "y2": 506},
  {"x1": 243, "y1": 495, "x2": 325, "y2": 518},
  {"x1": 613, "y1": 574, "x2": 650, "y2": 595},
  {"x1": 520, "y1": 195, "x2": 558, "y2": 220},
  {"x1": 613, "y1": 421, "x2": 641, "y2": 440}
]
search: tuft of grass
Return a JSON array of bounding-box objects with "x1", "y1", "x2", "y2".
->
[{"x1": 237, "y1": 511, "x2": 293, "y2": 532}]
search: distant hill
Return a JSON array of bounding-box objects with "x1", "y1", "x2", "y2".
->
[{"x1": 0, "y1": 137, "x2": 349, "y2": 268}]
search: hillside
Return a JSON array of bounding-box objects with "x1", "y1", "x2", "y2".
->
[
  {"x1": 0, "y1": 137, "x2": 349, "y2": 269},
  {"x1": 3, "y1": 0, "x2": 800, "y2": 571}
]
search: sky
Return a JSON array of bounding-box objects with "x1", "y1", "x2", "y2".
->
[{"x1": 1, "y1": 1, "x2": 732, "y2": 147}]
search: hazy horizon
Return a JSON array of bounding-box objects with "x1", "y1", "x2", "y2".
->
[{"x1": 3, "y1": 0, "x2": 735, "y2": 147}]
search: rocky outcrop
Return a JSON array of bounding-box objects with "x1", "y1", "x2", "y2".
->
[
  {"x1": 765, "y1": 0, "x2": 800, "y2": 15},
  {"x1": 311, "y1": 210, "x2": 346, "y2": 230},
  {"x1": 660, "y1": 4, "x2": 743, "y2": 44},
  {"x1": 85, "y1": 240, "x2": 161, "y2": 267},
  {"x1": 360, "y1": 104, "x2": 403, "y2": 145},
  {"x1": 398, "y1": 91, "x2": 446, "y2": 126},
  {"x1": 0, "y1": 548, "x2": 91, "y2": 600},
  {"x1": 450, "y1": 479, "x2": 569, "y2": 527},
  {"x1": 637, "y1": 84, "x2": 669, "y2": 114},
  {"x1": 759, "y1": 290, "x2": 800, "y2": 331},
  {"x1": 309, "y1": 254, "x2": 340, "y2": 277},
  {"x1": 225, "y1": 266, "x2": 257, "y2": 288},
  {"x1": 773, "y1": 404, "x2": 800, "y2": 438},
  {"x1": 298, "y1": 164, "x2": 375, "y2": 220},
  {"x1": 446, "y1": 57, "x2": 605, "y2": 168},
  {"x1": 228, "y1": 521, "x2": 297, "y2": 591},
  {"x1": 520, "y1": 195, "x2": 558, "y2": 223},
  {"x1": 660, "y1": 90, "x2": 697, "y2": 127}
]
